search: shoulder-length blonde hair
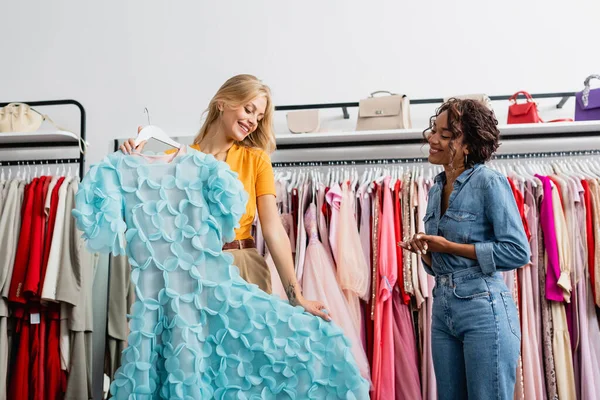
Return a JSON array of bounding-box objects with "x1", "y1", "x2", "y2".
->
[{"x1": 194, "y1": 74, "x2": 276, "y2": 154}]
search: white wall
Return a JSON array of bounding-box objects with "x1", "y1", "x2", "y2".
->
[
  {"x1": 2, "y1": 2, "x2": 598, "y2": 399},
  {"x1": 2, "y1": 0, "x2": 599, "y2": 166}
]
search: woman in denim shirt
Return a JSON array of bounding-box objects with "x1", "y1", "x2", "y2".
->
[{"x1": 400, "y1": 98, "x2": 531, "y2": 400}]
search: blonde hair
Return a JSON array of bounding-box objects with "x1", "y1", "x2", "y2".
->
[{"x1": 194, "y1": 74, "x2": 276, "y2": 154}]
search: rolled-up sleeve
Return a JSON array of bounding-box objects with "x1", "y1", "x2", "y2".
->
[{"x1": 475, "y1": 176, "x2": 531, "y2": 274}]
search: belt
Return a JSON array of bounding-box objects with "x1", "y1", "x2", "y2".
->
[{"x1": 222, "y1": 238, "x2": 256, "y2": 251}]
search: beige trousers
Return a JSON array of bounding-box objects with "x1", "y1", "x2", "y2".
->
[{"x1": 225, "y1": 248, "x2": 272, "y2": 294}]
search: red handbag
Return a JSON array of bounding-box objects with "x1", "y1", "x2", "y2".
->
[{"x1": 507, "y1": 91, "x2": 542, "y2": 124}]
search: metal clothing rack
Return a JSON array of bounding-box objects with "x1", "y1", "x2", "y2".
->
[
  {"x1": 271, "y1": 149, "x2": 600, "y2": 168},
  {"x1": 274, "y1": 91, "x2": 576, "y2": 120},
  {"x1": 0, "y1": 99, "x2": 86, "y2": 177}
]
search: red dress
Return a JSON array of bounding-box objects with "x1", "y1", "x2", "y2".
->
[
  {"x1": 8, "y1": 179, "x2": 39, "y2": 303},
  {"x1": 8, "y1": 180, "x2": 38, "y2": 399}
]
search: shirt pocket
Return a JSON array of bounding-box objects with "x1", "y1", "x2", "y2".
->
[
  {"x1": 444, "y1": 209, "x2": 476, "y2": 243},
  {"x1": 424, "y1": 211, "x2": 436, "y2": 235}
]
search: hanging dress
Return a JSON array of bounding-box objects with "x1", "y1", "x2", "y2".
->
[{"x1": 72, "y1": 147, "x2": 369, "y2": 399}]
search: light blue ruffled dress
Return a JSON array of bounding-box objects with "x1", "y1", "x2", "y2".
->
[{"x1": 72, "y1": 146, "x2": 370, "y2": 399}]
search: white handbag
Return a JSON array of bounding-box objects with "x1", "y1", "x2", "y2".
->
[
  {"x1": 0, "y1": 103, "x2": 44, "y2": 132},
  {"x1": 286, "y1": 110, "x2": 320, "y2": 134},
  {"x1": 356, "y1": 91, "x2": 412, "y2": 131}
]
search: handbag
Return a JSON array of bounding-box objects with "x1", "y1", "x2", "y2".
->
[
  {"x1": 356, "y1": 91, "x2": 411, "y2": 131},
  {"x1": 575, "y1": 74, "x2": 600, "y2": 121},
  {"x1": 444, "y1": 93, "x2": 493, "y2": 110},
  {"x1": 0, "y1": 103, "x2": 44, "y2": 132},
  {"x1": 507, "y1": 91, "x2": 542, "y2": 124},
  {"x1": 286, "y1": 110, "x2": 320, "y2": 134}
]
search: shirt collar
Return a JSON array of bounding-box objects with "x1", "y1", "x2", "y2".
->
[{"x1": 433, "y1": 163, "x2": 483, "y2": 185}]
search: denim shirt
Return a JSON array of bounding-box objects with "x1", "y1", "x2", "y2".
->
[{"x1": 423, "y1": 163, "x2": 531, "y2": 276}]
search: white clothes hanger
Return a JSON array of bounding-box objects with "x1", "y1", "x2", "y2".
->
[
  {"x1": 134, "y1": 108, "x2": 182, "y2": 149},
  {"x1": 351, "y1": 168, "x2": 358, "y2": 190}
]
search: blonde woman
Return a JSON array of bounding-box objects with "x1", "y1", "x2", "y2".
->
[{"x1": 120, "y1": 74, "x2": 330, "y2": 321}]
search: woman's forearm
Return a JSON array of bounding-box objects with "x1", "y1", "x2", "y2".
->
[
  {"x1": 444, "y1": 242, "x2": 477, "y2": 260},
  {"x1": 264, "y1": 227, "x2": 304, "y2": 305}
]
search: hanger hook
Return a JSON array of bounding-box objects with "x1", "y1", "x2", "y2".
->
[{"x1": 144, "y1": 107, "x2": 151, "y2": 126}]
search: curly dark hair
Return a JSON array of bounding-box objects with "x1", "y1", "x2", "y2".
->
[{"x1": 423, "y1": 98, "x2": 500, "y2": 168}]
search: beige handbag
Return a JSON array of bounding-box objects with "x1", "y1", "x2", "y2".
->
[
  {"x1": 286, "y1": 110, "x2": 320, "y2": 134},
  {"x1": 356, "y1": 91, "x2": 412, "y2": 131},
  {"x1": 0, "y1": 103, "x2": 44, "y2": 132},
  {"x1": 443, "y1": 94, "x2": 493, "y2": 110}
]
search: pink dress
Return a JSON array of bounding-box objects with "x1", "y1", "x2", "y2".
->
[
  {"x1": 371, "y1": 177, "x2": 397, "y2": 400},
  {"x1": 535, "y1": 174, "x2": 564, "y2": 302},
  {"x1": 329, "y1": 182, "x2": 370, "y2": 333},
  {"x1": 326, "y1": 184, "x2": 342, "y2": 266},
  {"x1": 316, "y1": 183, "x2": 333, "y2": 260},
  {"x1": 301, "y1": 203, "x2": 371, "y2": 382}
]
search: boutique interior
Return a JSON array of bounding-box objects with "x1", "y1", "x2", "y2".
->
[{"x1": 2, "y1": 1, "x2": 600, "y2": 399}]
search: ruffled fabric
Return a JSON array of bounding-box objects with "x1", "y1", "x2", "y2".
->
[
  {"x1": 72, "y1": 152, "x2": 127, "y2": 255},
  {"x1": 73, "y1": 147, "x2": 369, "y2": 399}
]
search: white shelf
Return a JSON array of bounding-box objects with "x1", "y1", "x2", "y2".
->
[
  {"x1": 0, "y1": 130, "x2": 79, "y2": 145},
  {"x1": 274, "y1": 121, "x2": 600, "y2": 146}
]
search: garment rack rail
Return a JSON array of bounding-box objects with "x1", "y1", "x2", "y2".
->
[{"x1": 271, "y1": 149, "x2": 600, "y2": 168}]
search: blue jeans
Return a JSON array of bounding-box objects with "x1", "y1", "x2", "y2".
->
[{"x1": 431, "y1": 267, "x2": 521, "y2": 400}]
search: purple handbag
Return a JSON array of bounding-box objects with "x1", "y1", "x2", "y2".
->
[{"x1": 575, "y1": 74, "x2": 600, "y2": 121}]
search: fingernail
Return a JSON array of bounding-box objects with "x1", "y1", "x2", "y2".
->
[{"x1": 417, "y1": 250, "x2": 421, "y2": 255}]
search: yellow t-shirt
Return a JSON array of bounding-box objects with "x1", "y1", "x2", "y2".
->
[{"x1": 168, "y1": 143, "x2": 276, "y2": 241}]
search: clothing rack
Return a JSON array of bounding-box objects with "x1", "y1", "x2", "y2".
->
[
  {"x1": 271, "y1": 149, "x2": 600, "y2": 168},
  {"x1": 274, "y1": 91, "x2": 575, "y2": 120},
  {"x1": 0, "y1": 99, "x2": 86, "y2": 177}
]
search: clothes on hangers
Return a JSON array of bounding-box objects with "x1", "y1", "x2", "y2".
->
[
  {"x1": 0, "y1": 171, "x2": 96, "y2": 400},
  {"x1": 262, "y1": 155, "x2": 600, "y2": 400}
]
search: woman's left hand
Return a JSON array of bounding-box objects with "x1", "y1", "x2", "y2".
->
[
  {"x1": 400, "y1": 233, "x2": 451, "y2": 254},
  {"x1": 416, "y1": 234, "x2": 450, "y2": 253},
  {"x1": 298, "y1": 297, "x2": 332, "y2": 322}
]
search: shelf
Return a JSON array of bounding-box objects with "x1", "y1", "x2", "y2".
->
[
  {"x1": 0, "y1": 130, "x2": 80, "y2": 147},
  {"x1": 274, "y1": 121, "x2": 600, "y2": 147}
]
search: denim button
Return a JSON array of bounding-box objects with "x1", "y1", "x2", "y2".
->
[{"x1": 441, "y1": 277, "x2": 447, "y2": 284}]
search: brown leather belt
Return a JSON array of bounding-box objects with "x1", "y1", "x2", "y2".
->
[{"x1": 222, "y1": 238, "x2": 256, "y2": 251}]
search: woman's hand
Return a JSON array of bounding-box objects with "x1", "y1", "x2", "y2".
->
[
  {"x1": 297, "y1": 296, "x2": 332, "y2": 322},
  {"x1": 119, "y1": 126, "x2": 147, "y2": 154},
  {"x1": 399, "y1": 233, "x2": 477, "y2": 261},
  {"x1": 399, "y1": 233, "x2": 450, "y2": 254}
]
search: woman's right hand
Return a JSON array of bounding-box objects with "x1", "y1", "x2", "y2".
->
[{"x1": 119, "y1": 126, "x2": 147, "y2": 154}]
